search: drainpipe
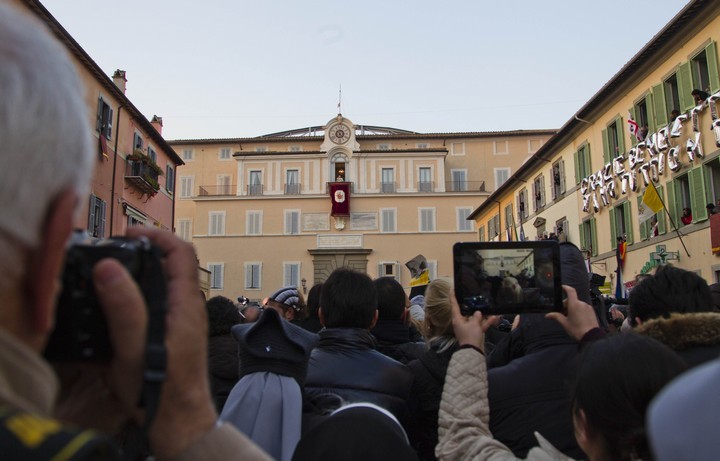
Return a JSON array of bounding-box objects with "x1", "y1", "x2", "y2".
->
[{"x1": 109, "y1": 105, "x2": 122, "y2": 236}]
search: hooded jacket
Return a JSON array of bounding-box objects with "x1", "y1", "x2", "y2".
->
[
  {"x1": 372, "y1": 320, "x2": 428, "y2": 365},
  {"x1": 635, "y1": 312, "x2": 720, "y2": 368}
]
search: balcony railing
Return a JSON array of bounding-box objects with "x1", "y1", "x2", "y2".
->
[
  {"x1": 417, "y1": 181, "x2": 434, "y2": 192},
  {"x1": 199, "y1": 185, "x2": 235, "y2": 196},
  {"x1": 445, "y1": 180, "x2": 486, "y2": 192},
  {"x1": 381, "y1": 182, "x2": 396, "y2": 193},
  {"x1": 248, "y1": 184, "x2": 264, "y2": 196},
  {"x1": 125, "y1": 160, "x2": 160, "y2": 196},
  {"x1": 285, "y1": 183, "x2": 301, "y2": 195}
]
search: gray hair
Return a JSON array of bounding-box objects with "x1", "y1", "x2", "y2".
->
[{"x1": 0, "y1": 3, "x2": 93, "y2": 286}]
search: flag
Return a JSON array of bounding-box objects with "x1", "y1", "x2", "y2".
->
[
  {"x1": 638, "y1": 182, "x2": 664, "y2": 223},
  {"x1": 98, "y1": 134, "x2": 109, "y2": 159},
  {"x1": 615, "y1": 266, "x2": 627, "y2": 300},
  {"x1": 519, "y1": 225, "x2": 526, "y2": 241},
  {"x1": 329, "y1": 182, "x2": 350, "y2": 216},
  {"x1": 627, "y1": 113, "x2": 639, "y2": 138},
  {"x1": 616, "y1": 239, "x2": 627, "y2": 270},
  {"x1": 409, "y1": 269, "x2": 430, "y2": 287},
  {"x1": 506, "y1": 227, "x2": 512, "y2": 241}
]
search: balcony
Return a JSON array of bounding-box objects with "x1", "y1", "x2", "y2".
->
[
  {"x1": 381, "y1": 182, "x2": 396, "y2": 193},
  {"x1": 199, "y1": 185, "x2": 235, "y2": 196},
  {"x1": 125, "y1": 153, "x2": 161, "y2": 196},
  {"x1": 417, "y1": 181, "x2": 434, "y2": 192},
  {"x1": 248, "y1": 184, "x2": 264, "y2": 196},
  {"x1": 284, "y1": 183, "x2": 301, "y2": 195},
  {"x1": 446, "y1": 180, "x2": 485, "y2": 192}
]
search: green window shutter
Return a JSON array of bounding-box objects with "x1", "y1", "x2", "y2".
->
[
  {"x1": 678, "y1": 62, "x2": 694, "y2": 111},
  {"x1": 623, "y1": 202, "x2": 633, "y2": 245},
  {"x1": 707, "y1": 42, "x2": 720, "y2": 93},
  {"x1": 646, "y1": 92, "x2": 657, "y2": 133},
  {"x1": 590, "y1": 218, "x2": 599, "y2": 256},
  {"x1": 652, "y1": 84, "x2": 668, "y2": 127},
  {"x1": 585, "y1": 144, "x2": 592, "y2": 176},
  {"x1": 610, "y1": 208, "x2": 617, "y2": 250},
  {"x1": 616, "y1": 117, "x2": 626, "y2": 155},
  {"x1": 629, "y1": 107, "x2": 637, "y2": 145},
  {"x1": 637, "y1": 196, "x2": 648, "y2": 241},
  {"x1": 689, "y1": 166, "x2": 708, "y2": 222},
  {"x1": 602, "y1": 128, "x2": 610, "y2": 164},
  {"x1": 657, "y1": 185, "x2": 667, "y2": 234},
  {"x1": 574, "y1": 150, "x2": 581, "y2": 186},
  {"x1": 578, "y1": 223, "x2": 586, "y2": 252},
  {"x1": 666, "y1": 180, "x2": 678, "y2": 227}
]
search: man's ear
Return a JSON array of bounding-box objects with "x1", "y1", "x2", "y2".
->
[
  {"x1": 369, "y1": 309, "x2": 379, "y2": 330},
  {"x1": 319, "y1": 307, "x2": 326, "y2": 327},
  {"x1": 24, "y1": 190, "x2": 77, "y2": 343}
]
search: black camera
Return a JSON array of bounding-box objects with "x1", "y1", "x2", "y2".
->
[{"x1": 44, "y1": 235, "x2": 166, "y2": 362}]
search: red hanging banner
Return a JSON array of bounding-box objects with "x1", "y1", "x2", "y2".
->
[{"x1": 329, "y1": 182, "x2": 350, "y2": 217}]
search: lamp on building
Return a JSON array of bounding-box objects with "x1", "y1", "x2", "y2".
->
[{"x1": 301, "y1": 278, "x2": 307, "y2": 294}]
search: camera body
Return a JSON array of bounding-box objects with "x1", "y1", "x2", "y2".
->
[{"x1": 44, "y1": 236, "x2": 166, "y2": 362}]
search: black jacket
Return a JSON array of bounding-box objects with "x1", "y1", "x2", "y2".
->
[
  {"x1": 407, "y1": 340, "x2": 458, "y2": 461},
  {"x1": 372, "y1": 320, "x2": 428, "y2": 364},
  {"x1": 207, "y1": 334, "x2": 239, "y2": 412},
  {"x1": 305, "y1": 328, "x2": 415, "y2": 432}
]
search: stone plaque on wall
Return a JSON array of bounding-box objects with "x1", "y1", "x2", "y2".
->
[
  {"x1": 317, "y1": 234, "x2": 364, "y2": 249},
  {"x1": 350, "y1": 212, "x2": 377, "y2": 230},
  {"x1": 303, "y1": 213, "x2": 330, "y2": 231}
]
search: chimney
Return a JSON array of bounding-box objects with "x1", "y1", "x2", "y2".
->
[
  {"x1": 151, "y1": 115, "x2": 163, "y2": 135},
  {"x1": 112, "y1": 69, "x2": 127, "y2": 94}
]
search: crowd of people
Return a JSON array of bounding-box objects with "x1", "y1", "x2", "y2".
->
[{"x1": 3, "y1": 2, "x2": 720, "y2": 460}]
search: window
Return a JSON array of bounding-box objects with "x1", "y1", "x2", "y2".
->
[
  {"x1": 284, "y1": 263, "x2": 300, "y2": 287},
  {"x1": 574, "y1": 143, "x2": 592, "y2": 185},
  {"x1": 133, "y1": 132, "x2": 144, "y2": 151},
  {"x1": 691, "y1": 42, "x2": 720, "y2": 93},
  {"x1": 517, "y1": 189, "x2": 529, "y2": 221},
  {"x1": 551, "y1": 159, "x2": 566, "y2": 200},
  {"x1": 610, "y1": 201, "x2": 633, "y2": 247},
  {"x1": 147, "y1": 145, "x2": 157, "y2": 163},
  {"x1": 378, "y1": 262, "x2": 401, "y2": 282},
  {"x1": 248, "y1": 170, "x2": 263, "y2": 196},
  {"x1": 208, "y1": 263, "x2": 224, "y2": 290},
  {"x1": 451, "y1": 142, "x2": 465, "y2": 156},
  {"x1": 419, "y1": 208, "x2": 436, "y2": 232},
  {"x1": 88, "y1": 195, "x2": 106, "y2": 238},
  {"x1": 528, "y1": 139, "x2": 542, "y2": 154},
  {"x1": 494, "y1": 168, "x2": 510, "y2": 190},
  {"x1": 182, "y1": 149, "x2": 193, "y2": 161},
  {"x1": 179, "y1": 176, "x2": 194, "y2": 198},
  {"x1": 478, "y1": 225, "x2": 486, "y2": 242},
  {"x1": 255, "y1": 147, "x2": 267, "y2": 152},
  {"x1": 208, "y1": 211, "x2": 225, "y2": 236},
  {"x1": 532, "y1": 175, "x2": 546, "y2": 211},
  {"x1": 219, "y1": 147, "x2": 231, "y2": 160},
  {"x1": 246, "y1": 211, "x2": 262, "y2": 235},
  {"x1": 285, "y1": 210, "x2": 300, "y2": 235},
  {"x1": 488, "y1": 214, "x2": 500, "y2": 240},
  {"x1": 417, "y1": 143, "x2": 429, "y2": 149},
  {"x1": 381, "y1": 208, "x2": 397, "y2": 233},
  {"x1": 668, "y1": 167, "x2": 710, "y2": 225},
  {"x1": 377, "y1": 143, "x2": 391, "y2": 150},
  {"x1": 457, "y1": 207, "x2": 473, "y2": 232},
  {"x1": 578, "y1": 218, "x2": 598, "y2": 257},
  {"x1": 96, "y1": 97, "x2": 113, "y2": 140},
  {"x1": 426, "y1": 260, "x2": 438, "y2": 281},
  {"x1": 289, "y1": 146, "x2": 302, "y2": 152},
  {"x1": 418, "y1": 167, "x2": 432, "y2": 192},
  {"x1": 493, "y1": 140, "x2": 508, "y2": 155},
  {"x1": 602, "y1": 117, "x2": 625, "y2": 164},
  {"x1": 451, "y1": 169, "x2": 467, "y2": 192},
  {"x1": 165, "y1": 165, "x2": 175, "y2": 193},
  {"x1": 631, "y1": 95, "x2": 653, "y2": 142},
  {"x1": 705, "y1": 159, "x2": 720, "y2": 205},
  {"x1": 381, "y1": 168, "x2": 395, "y2": 193},
  {"x1": 244, "y1": 263, "x2": 262, "y2": 290},
  {"x1": 177, "y1": 219, "x2": 192, "y2": 241},
  {"x1": 663, "y1": 68, "x2": 694, "y2": 115},
  {"x1": 217, "y1": 175, "x2": 232, "y2": 195},
  {"x1": 504, "y1": 203, "x2": 514, "y2": 234},
  {"x1": 285, "y1": 169, "x2": 300, "y2": 195}
]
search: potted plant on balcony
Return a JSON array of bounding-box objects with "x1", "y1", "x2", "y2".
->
[{"x1": 126, "y1": 149, "x2": 163, "y2": 197}]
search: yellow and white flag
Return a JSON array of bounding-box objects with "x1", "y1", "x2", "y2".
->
[{"x1": 638, "y1": 182, "x2": 664, "y2": 223}]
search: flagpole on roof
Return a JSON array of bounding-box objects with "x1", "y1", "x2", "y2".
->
[{"x1": 649, "y1": 181, "x2": 690, "y2": 257}]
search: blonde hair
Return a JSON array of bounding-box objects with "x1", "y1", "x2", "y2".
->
[{"x1": 422, "y1": 279, "x2": 455, "y2": 343}]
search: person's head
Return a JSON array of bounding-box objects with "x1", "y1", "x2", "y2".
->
[
  {"x1": 707, "y1": 203, "x2": 716, "y2": 215},
  {"x1": 319, "y1": 268, "x2": 377, "y2": 329},
  {"x1": 692, "y1": 89, "x2": 710, "y2": 103},
  {"x1": 670, "y1": 109, "x2": 681, "y2": 120},
  {"x1": 305, "y1": 283, "x2": 323, "y2": 319},
  {"x1": 422, "y1": 279, "x2": 454, "y2": 340},
  {"x1": 0, "y1": 3, "x2": 94, "y2": 351},
  {"x1": 682, "y1": 207, "x2": 691, "y2": 216},
  {"x1": 206, "y1": 296, "x2": 241, "y2": 337},
  {"x1": 571, "y1": 334, "x2": 687, "y2": 461},
  {"x1": 374, "y1": 277, "x2": 408, "y2": 321},
  {"x1": 628, "y1": 265, "x2": 713, "y2": 326},
  {"x1": 263, "y1": 286, "x2": 306, "y2": 321}
]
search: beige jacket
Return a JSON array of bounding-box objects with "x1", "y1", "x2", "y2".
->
[
  {"x1": 436, "y1": 348, "x2": 576, "y2": 461},
  {"x1": 0, "y1": 328, "x2": 271, "y2": 461}
]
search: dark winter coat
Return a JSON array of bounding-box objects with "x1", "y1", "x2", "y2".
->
[
  {"x1": 407, "y1": 340, "x2": 458, "y2": 461},
  {"x1": 305, "y1": 328, "x2": 415, "y2": 433},
  {"x1": 635, "y1": 312, "x2": 720, "y2": 368},
  {"x1": 372, "y1": 320, "x2": 428, "y2": 365},
  {"x1": 207, "y1": 333, "x2": 239, "y2": 412}
]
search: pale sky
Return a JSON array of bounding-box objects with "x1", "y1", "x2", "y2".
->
[{"x1": 41, "y1": 1, "x2": 687, "y2": 140}]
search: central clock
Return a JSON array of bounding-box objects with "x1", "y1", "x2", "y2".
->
[{"x1": 329, "y1": 124, "x2": 350, "y2": 144}]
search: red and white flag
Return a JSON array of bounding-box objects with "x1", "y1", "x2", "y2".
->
[{"x1": 627, "y1": 113, "x2": 639, "y2": 138}]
